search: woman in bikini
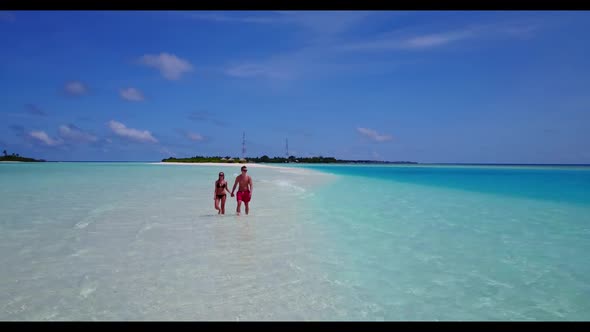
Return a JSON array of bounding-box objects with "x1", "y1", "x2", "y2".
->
[{"x1": 214, "y1": 171, "x2": 230, "y2": 215}]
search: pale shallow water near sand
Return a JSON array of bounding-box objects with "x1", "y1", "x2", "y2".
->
[
  {"x1": 0, "y1": 162, "x2": 338, "y2": 320},
  {"x1": 1, "y1": 162, "x2": 589, "y2": 320}
]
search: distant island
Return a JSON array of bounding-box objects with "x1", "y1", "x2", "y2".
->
[
  {"x1": 0, "y1": 150, "x2": 46, "y2": 162},
  {"x1": 162, "y1": 155, "x2": 417, "y2": 165}
]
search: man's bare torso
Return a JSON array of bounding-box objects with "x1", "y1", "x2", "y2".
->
[{"x1": 236, "y1": 174, "x2": 251, "y2": 191}]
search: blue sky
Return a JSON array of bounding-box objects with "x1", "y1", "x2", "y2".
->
[{"x1": 1, "y1": 10, "x2": 589, "y2": 163}]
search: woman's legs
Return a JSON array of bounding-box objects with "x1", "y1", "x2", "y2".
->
[
  {"x1": 214, "y1": 197, "x2": 221, "y2": 214},
  {"x1": 221, "y1": 195, "x2": 227, "y2": 214}
]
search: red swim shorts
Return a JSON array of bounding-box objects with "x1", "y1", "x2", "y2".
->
[{"x1": 236, "y1": 190, "x2": 251, "y2": 203}]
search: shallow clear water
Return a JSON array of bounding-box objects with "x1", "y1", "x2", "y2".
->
[
  {"x1": 297, "y1": 164, "x2": 590, "y2": 205},
  {"x1": 298, "y1": 164, "x2": 590, "y2": 320},
  {"x1": 0, "y1": 162, "x2": 335, "y2": 320},
  {"x1": 1, "y1": 162, "x2": 589, "y2": 320}
]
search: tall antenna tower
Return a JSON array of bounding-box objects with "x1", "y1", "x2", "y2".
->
[
  {"x1": 242, "y1": 132, "x2": 246, "y2": 159},
  {"x1": 285, "y1": 138, "x2": 289, "y2": 158}
]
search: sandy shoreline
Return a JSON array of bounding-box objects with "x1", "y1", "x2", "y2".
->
[{"x1": 150, "y1": 162, "x2": 332, "y2": 177}]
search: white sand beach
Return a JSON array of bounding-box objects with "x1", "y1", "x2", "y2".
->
[{"x1": 151, "y1": 162, "x2": 327, "y2": 176}]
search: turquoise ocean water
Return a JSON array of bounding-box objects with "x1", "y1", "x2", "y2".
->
[{"x1": 1, "y1": 162, "x2": 589, "y2": 320}]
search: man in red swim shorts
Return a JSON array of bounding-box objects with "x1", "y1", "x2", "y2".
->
[{"x1": 231, "y1": 165, "x2": 253, "y2": 216}]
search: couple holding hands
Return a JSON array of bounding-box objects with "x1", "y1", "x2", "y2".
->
[{"x1": 214, "y1": 165, "x2": 253, "y2": 216}]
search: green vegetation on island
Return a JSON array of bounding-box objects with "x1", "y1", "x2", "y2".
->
[
  {"x1": 0, "y1": 150, "x2": 46, "y2": 162},
  {"x1": 162, "y1": 155, "x2": 417, "y2": 164},
  {"x1": 162, "y1": 156, "x2": 246, "y2": 163}
]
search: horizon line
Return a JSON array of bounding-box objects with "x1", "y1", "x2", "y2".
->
[{"x1": 19, "y1": 160, "x2": 590, "y2": 166}]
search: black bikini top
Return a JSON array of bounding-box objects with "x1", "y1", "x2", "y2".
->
[{"x1": 216, "y1": 181, "x2": 226, "y2": 189}]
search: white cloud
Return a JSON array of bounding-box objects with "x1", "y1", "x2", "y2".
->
[
  {"x1": 219, "y1": 15, "x2": 541, "y2": 83},
  {"x1": 59, "y1": 124, "x2": 98, "y2": 143},
  {"x1": 339, "y1": 20, "x2": 540, "y2": 53},
  {"x1": 139, "y1": 53, "x2": 194, "y2": 80},
  {"x1": 401, "y1": 30, "x2": 475, "y2": 49},
  {"x1": 224, "y1": 49, "x2": 402, "y2": 82},
  {"x1": 64, "y1": 81, "x2": 88, "y2": 95},
  {"x1": 223, "y1": 49, "x2": 312, "y2": 80},
  {"x1": 188, "y1": 11, "x2": 372, "y2": 42},
  {"x1": 338, "y1": 29, "x2": 476, "y2": 52},
  {"x1": 108, "y1": 120, "x2": 158, "y2": 143},
  {"x1": 29, "y1": 131, "x2": 63, "y2": 146},
  {"x1": 221, "y1": 17, "x2": 477, "y2": 82},
  {"x1": 357, "y1": 127, "x2": 393, "y2": 142},
  {"x1": 187, "y1": 133, "x2": 205, "y2": 141},
  {"x1": 120, "y1": 87, "x2": 145, "y2": 101}
]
